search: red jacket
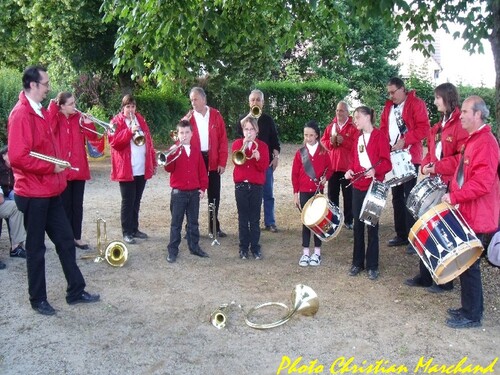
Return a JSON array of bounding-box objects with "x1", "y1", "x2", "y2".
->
[
  {"x1": 449, "y1": 125, "x2": 500, "y2": 234},
  {"x1": 7, "y1": 91, "x2": 67, "y2": 197},
  {"x1": 165, "y1": 144, "x2": 208, "y2": 191},
  {"x1": 348, "y1": 128, "x2": 392, "y2": 192},
  {"x1": 108, "y1": 112, "x2": 156, "y2": 181},
  {"x1": 291, "y1": 144, "x2": 332, "y2": 193},
  {"x1": 232, "y1": 139, "x2": 269, "y2": 185},
  {"x1": 48, "y1": 101, "x2": 99, "y2": 181},
  {"x1": 421, "y1": 107, "x2": 469, "y2": 185},
  {"x1": 380, "y1": 90, "x2": 430, "y2": 164},
  {"x1": 189, "y1": 107, "x2": 228, "y2": 172},
  {"x1": 321, "y1": 116, "x2": 357, "y2": 172}
]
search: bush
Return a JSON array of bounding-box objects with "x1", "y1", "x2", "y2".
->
[
  {"x1": 458, "y1": 85, "x2": 496, "y2": 135},
  {"x1": 0, "y1": 68, "x2": 22, "y2": 144}
]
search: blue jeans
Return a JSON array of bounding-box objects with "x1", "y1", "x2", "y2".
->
[
  {"x1": 235, "y1": 182, "x2": 263, "y2": 256},
  {"x1": 263, "y1": 166, "x2": 275, "y2": 227},
  {"x1": 168, "y1": 189, "x2": 201, "y2": 257}
]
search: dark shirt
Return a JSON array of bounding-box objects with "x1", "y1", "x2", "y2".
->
[
  {"x1": 0, "y1": 159, "x2": 14, "y2": 197},
  {"x1": 235, "y1": 113, "x2": 281, "y2": 162}
]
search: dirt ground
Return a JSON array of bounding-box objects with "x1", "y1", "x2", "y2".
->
[{"x1": 0, "y1": 143, "x2": 499, "y2": 375}]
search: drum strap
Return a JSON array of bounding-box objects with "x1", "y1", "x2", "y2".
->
[
  {"x1": 300, "y1": 147, "x2": 317, "y2": 181},
  {"x1": 456, "y1": 146, "x2": 465, "y2": 188}
]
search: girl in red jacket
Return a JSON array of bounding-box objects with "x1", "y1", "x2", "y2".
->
[
  {"x1": 292, "y1": 121, "x2": 331, "y2": 267},
  {"x1": 232, "y1": 117, "x2": 269, "y2": 260},
  {"x1": 109, "y1": 95, "x2": 156, "y2": 245},
  {"x1": 345, "y1": 107, "x2": 392, "y2": 280},
  {"x1": 48, "y1": 92, "x2": 99, "y2": 250}
]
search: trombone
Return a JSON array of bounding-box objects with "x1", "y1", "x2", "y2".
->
[
  {"x1": 29, "y1": 151, "x2": 79, "y2": 171},
  {"x1": 75, "y1": 109, "x2": 115, "y2": 136}
]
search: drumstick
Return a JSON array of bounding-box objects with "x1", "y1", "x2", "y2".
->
[{"x1": 346, "y1": 160, "x2": 382, "y2": 188}]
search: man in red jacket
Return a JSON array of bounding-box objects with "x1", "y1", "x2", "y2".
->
[
  {"x1": 380, "y1": 77, "x2": 429, "y2": 252},
  {"x1": 8, "y1": 66, "x2": 99, "y2": 316},
  {"x1": 441, "y1": 96, "x2": 500, "y2": 328},
  {"x1": 187, "y1": 87, "x2": 229, "y2": 238},
  {"x1": 321, "y1": 101, "x2": 357, "y2": 230}
]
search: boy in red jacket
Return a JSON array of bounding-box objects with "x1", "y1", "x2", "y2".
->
[
  {"x1": 232, "y1": 117, "x2": 269, "y2": 260},
  {"x1": 165, "y1": 120, "x2": 209, "y2": 263}
]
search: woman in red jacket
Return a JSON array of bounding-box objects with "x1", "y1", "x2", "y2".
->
[
  {"x1": 232, "y1": 116, "x2": 269, "y2": 260},
  {"x1": 48, "y1": 92, "x2": 99, "y2": 250},
  {"x1": 406, "y1": 83, "x2": 469, "y2": 292},
  {"x1": 292, "y1": 121, "x2": 331, "y2": 267},
  {"x1": 345, "y1": 107, "x2": 392, "y2": 280},
  {"x1": 109, "y1": 95, "x2": 156, "y2": 245}
]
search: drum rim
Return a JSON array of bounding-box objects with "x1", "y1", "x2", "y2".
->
[
  {"x1": 433, "y1": 241, "x2": 483, "y2": 284},
  {"x1": 301, "y1": 194, "x2": 329, "y2": 226}
]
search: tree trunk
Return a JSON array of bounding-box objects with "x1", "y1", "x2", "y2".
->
[{"x1": 491, "y1": 0, "x2": 500, "y2": 139}]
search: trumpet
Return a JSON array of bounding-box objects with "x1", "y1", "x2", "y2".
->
[
  {"x1": 156, "y1": 144, "x2": 183, "y2": 166},
  {"x1": 75, "y1": 109, "x2": 115, "y2": 135},
  {"x1": 29, "y1": 151, "x2": 79, "y2": 171},
  {"x1": 250, "y1": 105, "x2": 262, "y2": 119},
  {"x1": 232, "y1": 139, "x2": 259, "y2": 166},
  {"x1": 129, "y1": 114, "x2": 146, "y2": 146}
]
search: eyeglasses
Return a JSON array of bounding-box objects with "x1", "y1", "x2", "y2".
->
[
  {"x1": 387, "y1": 87, "x2": 402, "y2": 95},
  {"x1": 37, "y1": 81, "x2": 50, "y2": 88}
]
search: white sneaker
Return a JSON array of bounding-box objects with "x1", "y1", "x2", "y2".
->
[
  {"x1": 299, "y1": 254, "x2": 310, "y2": 267},
  {"x1": 309, "y1": 254, "x2": 321, "y2": 266}
]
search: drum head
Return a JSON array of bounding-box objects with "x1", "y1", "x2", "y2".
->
[{"x1": 302, "y1": 195, "x2": 328, "y2": 226}]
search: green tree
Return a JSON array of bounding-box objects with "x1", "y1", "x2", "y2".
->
[
  {"x1": 351, "y1": 0, "x2": 500, "y2": 137},
  {"x1": 100, "y1": 0, "x2": 350, "y2": 88}
]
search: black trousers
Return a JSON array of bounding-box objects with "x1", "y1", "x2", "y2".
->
[
  {"x1": 119, "y1": 175, "x2": 147, "y2": 236},
  {"x1": 202, "y1": 153, "x2": 222, "y2": 233},
  {"x1": 15, "y1": 195, "x2": 86, "y2": 305},
  {"x1": 300, "y1": 192, "x2": 322, "y2": 248},
  {"x1": 235, "y1": 182, "x2": 263, "y2": 255},
  {"x1": 352, "y1": 188, "x2": 379, "y2": 270},
  {"x1": 327, "y1": 171, "x2": 353, "y2": 225},
  {"x1": 391, "y1": 165, "x2": 419, "y2": 239},
  {"x1": 61, "y1": 180, "x2": 86, "y2": 240}
]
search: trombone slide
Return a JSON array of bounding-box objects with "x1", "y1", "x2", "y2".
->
[{"x1": 29, "y1": 151, "x2": 79, "y2": 171}]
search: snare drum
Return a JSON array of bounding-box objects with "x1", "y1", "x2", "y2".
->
[
  {"x1": 301, "y1": 194, "x2": 344, "y2": 242},
  {"x1": 408, "y1": 202, "x2": 483, "y2": 285},
  {"x1": 384, "y1": 149, "x2": 416, "y2": 187},
  {"x1": 359, "y1": 180, "x2": 389, "y2": 227},
  {"x1": 406, "y1": 176, "x2": 447, "y2": 220}
]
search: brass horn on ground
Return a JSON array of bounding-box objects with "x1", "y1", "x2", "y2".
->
[
  {"x1": 244, "y1": 284, "x2": 319, "y2": 329},
  {"x1": 81, "y1": 212, "x2": 128, "y2": 267},
  {"x1": 210, "y1": 301, "x2": 241, "y2": 329}
]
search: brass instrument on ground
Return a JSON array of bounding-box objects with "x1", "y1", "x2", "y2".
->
[
  {"x1": 244, "y1": 284, "x2": 319, "y2": 329},
  {"x1": 232, "y1": 139, "x2": 259, "y2": 166},
  {"x1": 250, "y1": 105, "x2": 262, "y2": 119},
  {"x1": 75, "y1": 109, "x2": 115, "y2": 135},
  {"x1": 210, "y1": 301, "x2": 241, "y2": 329},
  {"x1": 82, "y1": 213, "x2": 128, "y2": 267},
  {"x1": 129, "y1": 114, "x2": 146, "y2": 146},
  {"x1": 208, "y1": 199, "x2": 220, "y2": 246},
  {"x1": 29, "y1": 151, "x2": 79, "y2": 171}
]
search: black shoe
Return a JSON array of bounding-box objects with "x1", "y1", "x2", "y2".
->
[
  {"x1": 67, "y1": 291, "x2": 100, "y2": 305},
  {"x1": 446, "y1": 315, "x2": 481, "y2": 329},
  {"x1": 74, "y1": 242, "x2": 90, "y2": 250},
  {"x1": 192, "y1": 249, "x2": 209, "y2": 258},
  {"x1": 10, "y1": 245, "x2": 27, "y2": 258},
  {"x1": 387, "y1": 236, "x2": 409, "y2": 247},
  {"x1": 133, "y1": 230, "x2": 148, "y2": 239},
  {"x1": 348, "y1": 265, "x2": 363, "y2": 276},
  {"x1": 405, "y1": 244, "x2": 415, "y2": 255},
  {"x1": 167, "y1": 254, "x2": 177, "y2": 263},
  {"x1": 217, "y1": 230, "x2": 227, "y2": 238},
  {"x1": 253, "y1": 252, "x2": 262, "y2": 260},
  {"x1": 123, "y1": 235, "x2": 136, "y2": 244},
  {"x1": 265, "y1": 225, "x2": 278, "y2": 233},
  {"x1": 344, "y1": 223, "x2": 353, "y2": 230},
  {"x1": 404, "y1": 276, "x2": 430, "y2": 287},
  {"x1": 32, "y1": 300, "x2": 56, "y2": 316},
  {"x1": 367, "y1": 269, "x2": 379, "y2": 280},
  {"x1": 447, "y1": 307, "x2": 464, "y2": 317},
  {"x1": 427, "y1": 284, "x2": 453, "y2": 294},
  {"x1": 240, "y1": 251, "x2": 249, "y2": 260},
  {"x1": 0, "y1": 260, "x2": 5, "y2": 270}
]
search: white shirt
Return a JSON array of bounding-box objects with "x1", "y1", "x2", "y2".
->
[
  {"x1": 306, "y1": 142, "x2": 319, "y2": 156},
  {"x1": 183, "y1": 144, "x2": 191, "y2": 157},
  {"x1": 388, "y1": 101, "x2": 406, "y2": 146},
  {"x1": 126, "y1": 116, "x2": 146, "y2": 176},
  {"x1": 26, "y1": 95, "x2": 44, "y2": 118},
  {"x1": 193, "y1": 107, "x2": 210, "y2": 151},
  {"x1": 358, "y1": 132, "x2": 372, "y2": 170},
  {"x1": 434, "y1": 117, "x2": 447, "y2": 160}
]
